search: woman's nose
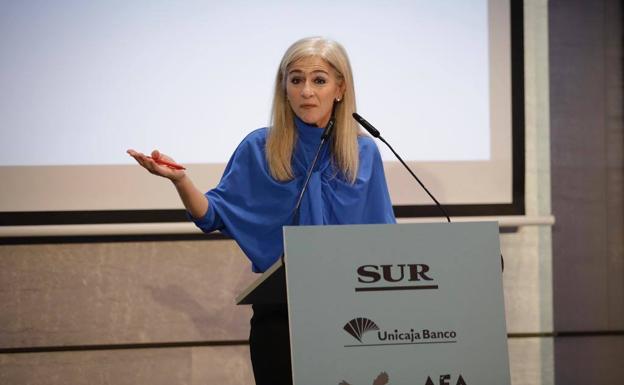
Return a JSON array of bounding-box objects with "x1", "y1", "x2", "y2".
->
[{"x1": 301, "y1": 81, "x2": 313, "y2": 97}]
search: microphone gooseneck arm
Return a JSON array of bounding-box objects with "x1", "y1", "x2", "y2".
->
[
  {"x1": 352, "y1": 112, "x2": 451, "y2": 223},
  {"x1": 351, "y1": 113, "x2": 507, "y2": 271},
  {"x1": 292, "y1": 117, "x2": 335, "y2": 225}
]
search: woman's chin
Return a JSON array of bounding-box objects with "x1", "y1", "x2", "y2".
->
[
  {"x1": 298, "y1": 114, "x2": 331, "y2": 128},
  {"x1": 297, "y1": 115, "x2": 320, "y2": 127}
]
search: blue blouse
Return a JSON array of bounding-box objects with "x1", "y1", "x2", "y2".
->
[{"x1": 191, "y1": 117, "x2": 396, "y2": 272}]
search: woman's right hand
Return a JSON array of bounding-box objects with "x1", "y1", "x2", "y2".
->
[
  {"x1": 126, "y1": 149, "x2": 186, "y2": 182},
  {"x1": 127, "y1": 149, "x2": 208, "y2": 218}
]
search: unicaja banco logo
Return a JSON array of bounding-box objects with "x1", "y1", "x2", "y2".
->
[
  {"x1": 342, "y1": 317, "x2": 458, "y2": 347},
  {"x1": 343, "y1": 317, "x2": 379, "y2": 342}
]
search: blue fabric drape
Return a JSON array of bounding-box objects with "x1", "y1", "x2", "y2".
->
[{"x1": 192, "y1": 117, "x2": 395, "y2": 272}]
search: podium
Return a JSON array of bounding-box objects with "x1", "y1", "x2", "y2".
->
[{"x1": 236, "y1": 222, "x2": 511, "y2": 385}]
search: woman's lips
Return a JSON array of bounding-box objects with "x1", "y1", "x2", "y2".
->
[{"x1": 300, "y1": 104, "x2": 316, "y2": 108}]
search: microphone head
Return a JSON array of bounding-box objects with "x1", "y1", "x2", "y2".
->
[
  {"x1": 352, "y1": 112, "x2": 381, "y2": 138},
  {"x1": 321, "y1": 117, "x2": 335, "y2": 140}
]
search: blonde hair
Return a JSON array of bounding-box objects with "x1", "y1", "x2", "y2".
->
[{"x1": 266, "y1": 37, "x2": 360, "y2": 183}]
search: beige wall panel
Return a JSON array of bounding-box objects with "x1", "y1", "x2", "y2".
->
[
  {"x1": 0, "y1": 345, "x2": 255, "y2": 385},
  {"x1": 191, "y1": 346, "x2": 254, "y2": 385},
  {"x1": 0, "y1": 240, "x2": 256, "y2": 348},
  {"x1": 0, "y1": 339, "x2": 557, "y2": 385},
  {"x1": 500, "y1": 227, "x2": 553, "y2": 334},
  {"x1": 497, "y1": 0, "x2": 553, "y2": 337},
  {"x1": 0, "y1": 348, "x2": 191, "y2": 385},
  {"x1": 0, "y1": 231, "x2": 557, "y2": 348},
  {"x1": 508, "y1": 337, "x2": 554, "y2": 385}
]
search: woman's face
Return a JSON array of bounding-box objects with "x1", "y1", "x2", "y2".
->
[{"x1": 286, "y1": 56, "x2": 344, "y2": 128}]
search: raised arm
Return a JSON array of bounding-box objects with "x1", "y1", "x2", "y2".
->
[{"x1": 127, "y1": 149, "x2": 208, "y2": 219}]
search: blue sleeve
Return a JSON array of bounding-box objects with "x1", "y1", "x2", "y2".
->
[
  {"x1": 187, "y1": 195, "x2": 225, "y2": 234},
  {"x1": 188, "y1": 128, "x2": 296, "y2": 272}
]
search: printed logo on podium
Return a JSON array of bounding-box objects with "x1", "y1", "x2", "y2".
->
[
  {"x1": 343, "y1": 317, "x2": 380, "y2": 343},
  {"x1": 339, "y1": 371, "x2": 389, "y2": 385},
  {"x1": 355, "y1": 263, "x2": 439, "y2": 292},
  {"x1": 424, "y1": 374, "x2": 468, "y2": 385},
  {"x1": 342, "y1": 317, "x2": 457, "y2": 347}
]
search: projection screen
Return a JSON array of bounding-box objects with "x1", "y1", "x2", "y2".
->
[{"x1": 0, "y1": 0, "x2": 524, "y2": 226}]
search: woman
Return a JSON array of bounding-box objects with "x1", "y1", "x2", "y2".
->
[{"x1": 128, "y1": 36, "x2": 395, "y2": 385}]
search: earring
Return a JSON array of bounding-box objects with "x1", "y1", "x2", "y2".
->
[{"x1": 336, "y1": 98, "x2": 341, "y2": 102}]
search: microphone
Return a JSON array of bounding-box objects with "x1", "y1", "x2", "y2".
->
[
  {"x1": 291, "y1": 116, "x2": 335, "y2": 225},
  {"x1": 280, "y1": 116, "x2": 334, "y2": 266},
  {"x1": 352, "y1": 112, "x2": 451, "y2": 223},
  {"x1": 321, "y1": 116, "x2": 335, "y2": 140},
  {"x1": 352, "y1": 113, "x2": 505, "y2": 271},
  {"x1": 280, "y1": 108, "x2": 339, "y2": 266},
  {"x1": 351, "y1": 113, "x2": 380, "y2": 138}
]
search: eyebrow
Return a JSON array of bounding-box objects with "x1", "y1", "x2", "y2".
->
[{"x1": 288, "y1": 69, "x2": 329, "y2": 75}]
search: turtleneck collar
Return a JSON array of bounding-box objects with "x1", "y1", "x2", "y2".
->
[{"x1": 294, "y1": 116, "x2": 324, "y2": 143}]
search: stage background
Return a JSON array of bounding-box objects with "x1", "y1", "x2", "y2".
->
[{"x1": 1, "y1": 1, "x2": 623, "y2": 385}]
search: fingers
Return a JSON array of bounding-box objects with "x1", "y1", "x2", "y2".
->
[
  {"x1": 126, "y1": 148, "x2": 185, "y2": 180},
  {"x1": 127, "y1": 149, "x2": 159, "y2": 171},
  {"x1": 126, "y1": 149, "x2": 142, "y2": 158},
  {"x1": 127, "y1": 149, "x2": 149, "y2": 165},
  {"x1": 150, "y1": 149, "x2": 176, "y2": 163}
]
